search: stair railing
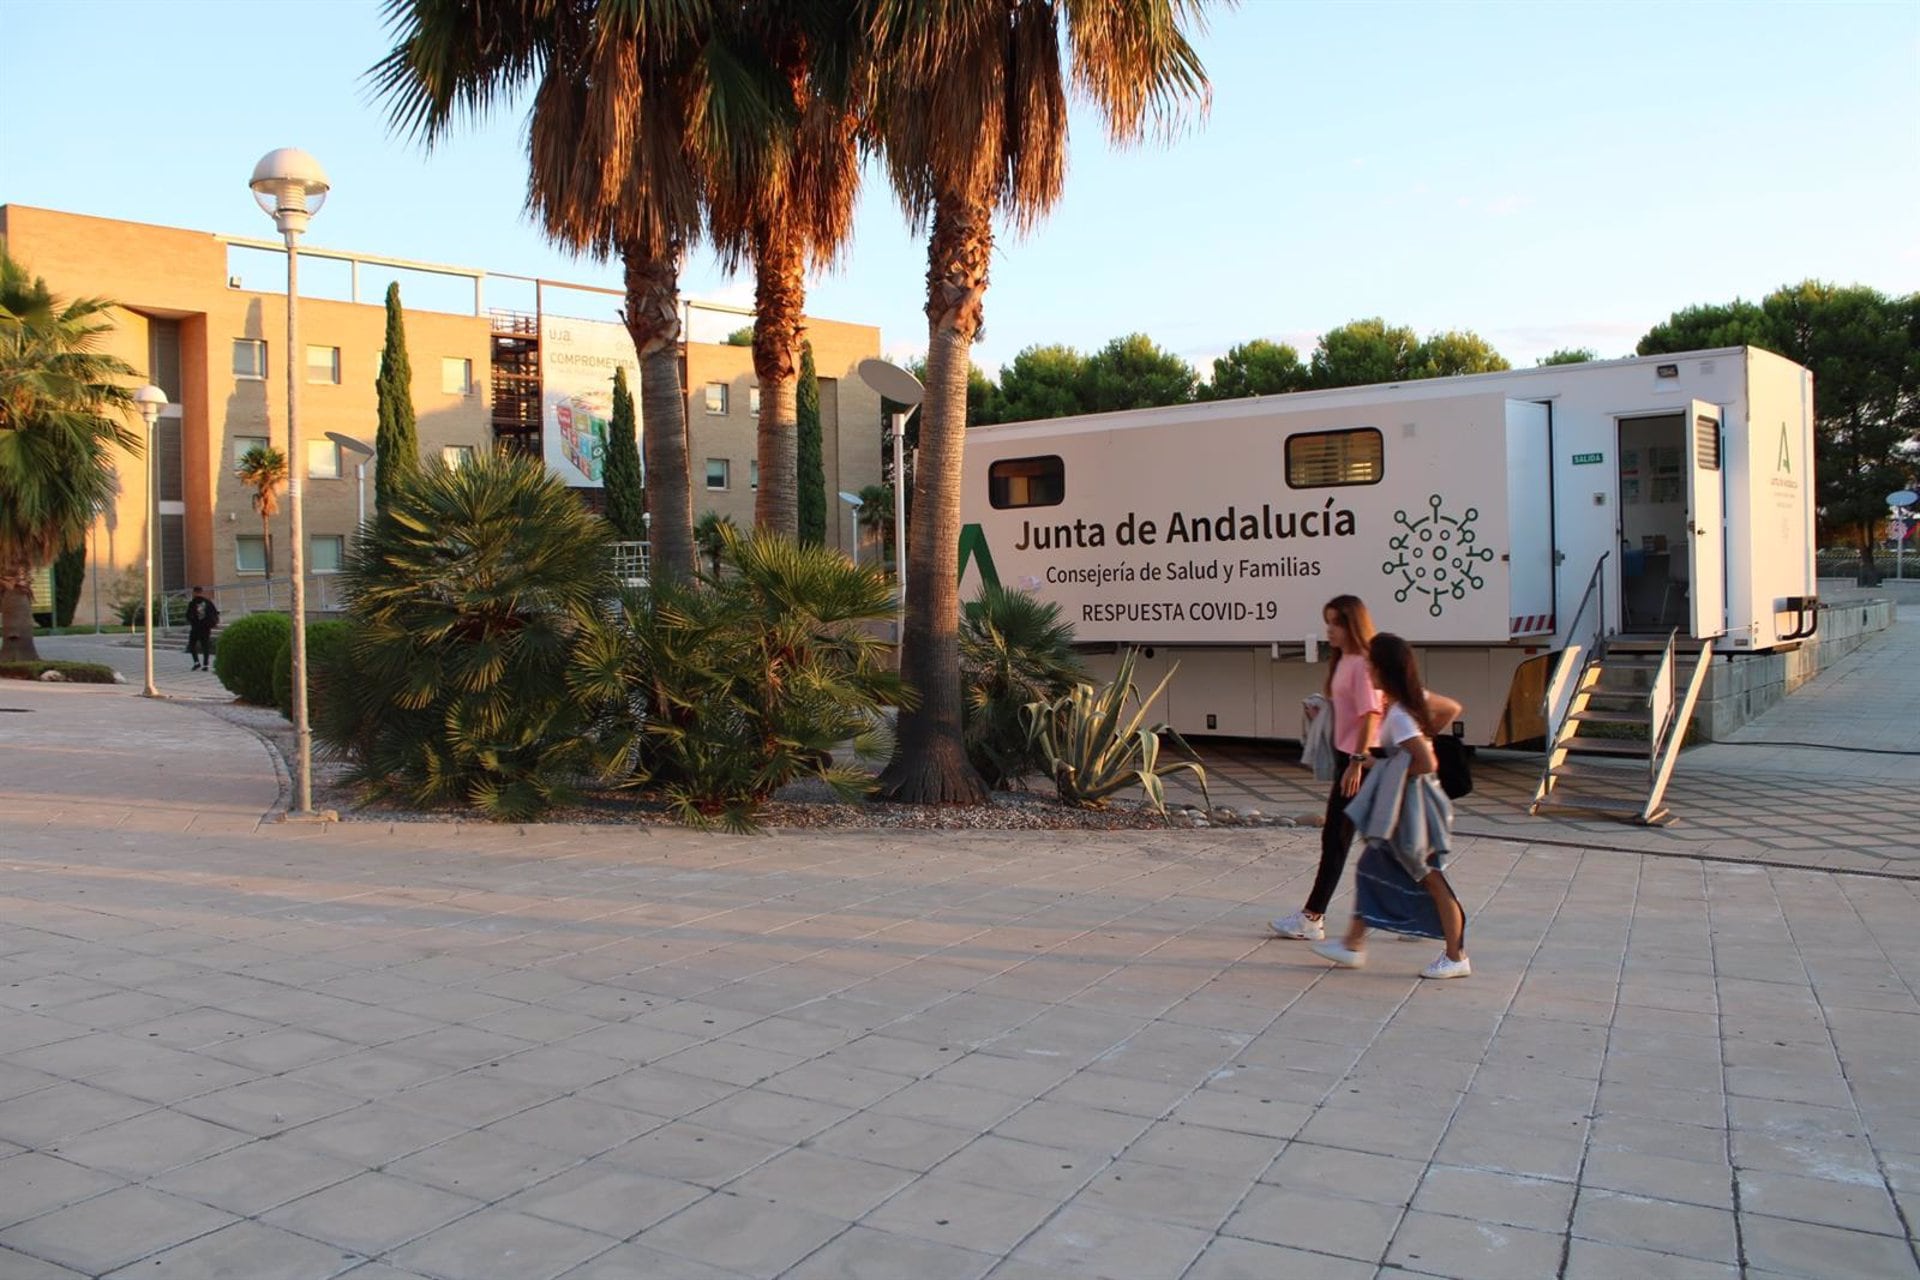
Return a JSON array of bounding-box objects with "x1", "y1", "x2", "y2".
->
[
  {"x1": 1541, "y1": 551, "x2": 1609, "y2": 748},
  {"x1": 1643, "y1": 641, "x2": 1714, "y2": 823},
  {"x1": 1646, "y1": 628, "x2": 1677, "y2": 774}
]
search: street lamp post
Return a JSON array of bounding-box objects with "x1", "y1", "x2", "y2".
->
[
  {"x1": 855, "y1": 360, "x2": 925, "y2": 631},
  {"x1": 837, "y1": 491, "x2": 863, "y2": 567},
  {"x1": 326, "y1": 431, "x2": 376, "y2": 532},
  {"x1": 251, "y1": 148, "x2": 330, "y2": 818},
  {"x1": 134, "y1": 384, "x2": 168, "y2": 698}
]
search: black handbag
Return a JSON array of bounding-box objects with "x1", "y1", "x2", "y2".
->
[{"x1": 1433, "y1": 734, "x2": 1473, "y2": 799}]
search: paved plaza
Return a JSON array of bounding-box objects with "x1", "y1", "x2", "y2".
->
[{"x1": 1, "y1": 613, "x2": 1916, "y2": 1278}]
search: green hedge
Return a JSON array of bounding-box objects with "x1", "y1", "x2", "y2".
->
[
  {"x1": 273, "y1": 619, "x2": 354, "y2": 721},
  {"x1": 213, "y1": 612, "x2": 291, "y2": 705},
  {"x1": 0, "y1": 660, "x2": 118, "y2": 683}
]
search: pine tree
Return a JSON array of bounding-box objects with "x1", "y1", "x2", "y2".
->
[
  {"x1": 374, "y1": 282, "x2": 419, "y2": 518},
  {"x1": 797, "y1": 342, "x2": 826, "y2": 545},
  {"x1": 603, "y1": 366, "x2": 646, "y2": 539}
]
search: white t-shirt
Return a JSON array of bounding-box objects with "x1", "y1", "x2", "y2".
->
[{"x1": 1382, "y1": 703, "x2": 1425, "y2": 750}]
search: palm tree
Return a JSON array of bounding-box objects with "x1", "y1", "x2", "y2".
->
[
  {"x1": 866, "y1": 1, "x2": 1215, "y2": 803},
  {"x1": 693, "y1": 510, "x2": 738, "y2": 578},
  {"x1": 705, "y1": 6, "x2": 865, "y2": 538},
  {"x1": 372, "y1": 0, "x2": 754, "y2": 584},
  {"x1": 0, "y1": 249, "x2": 141, "y2": 662},
  {"x1": 236, "y1": 444, "x2": 287, "y2": 578},
  {"x1": 854, "y1": 482, "x2": 893, "y2": 568}
]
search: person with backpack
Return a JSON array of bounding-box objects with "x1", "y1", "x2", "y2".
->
[{"x1": 185, "y1": 587, "x2": 219, "y2": 672}]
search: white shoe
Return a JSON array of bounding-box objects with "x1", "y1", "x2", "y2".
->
[
  {"x1": 1310, "y1": 939, "x2": 1366, "y2": 969},
  {"x1": 1269, "y1": 911, "x2": 1325, "y2": 941},
  {"x1": 1420, "y1": 954, "x2": 1472, "y2": 980}
]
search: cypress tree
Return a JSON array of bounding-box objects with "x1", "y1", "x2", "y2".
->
[
  {"x1": 603, "y1": 366, "x2": 646, "y2": 539},
  {"x1": 374, "y1": 282, "x2": 419, "y2": 518},
  {"x1": 797, "y1": 342, "x2": 826, "y2": 545},
  {"x1": 53, "y1": 543, "x2": 84, "y2": 628}
]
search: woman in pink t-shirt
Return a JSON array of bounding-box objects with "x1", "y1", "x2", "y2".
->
[{"x1": 1270, "y1": 595, "x2": 1381, "y2": 941}]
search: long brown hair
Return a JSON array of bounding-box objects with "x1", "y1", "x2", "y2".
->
[
  {"x1": 1323, "y1": 595, "x2": 1377, "y2": 696},
  {"x1": 1368, "y1": 632, "x2": 1430, "y2": 731}
]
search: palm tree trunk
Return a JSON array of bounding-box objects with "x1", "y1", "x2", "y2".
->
[
  {"x1": 875, "y1": 194, "x2": 992, "y2": 804},
  {"x1": 622, "y1": 242, "x2": 696, "y2": 584},
  {"x1": 0, "y1": 558, "x2": 41, "y2": 662},
  {"x1": 262, "y1": 517, "x2": 274, "y2": 579},
  {"x1": 752, "y1": 225, "x2": 804, "y2": 538}
]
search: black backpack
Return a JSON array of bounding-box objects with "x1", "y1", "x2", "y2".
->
[{"x1": 1433, "y1": 734, "x2": 1473, "y2": 799}]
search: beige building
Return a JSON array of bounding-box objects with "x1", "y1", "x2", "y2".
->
[{"x1": 0, "y1": 205, "x2": 885, "y2": 608}]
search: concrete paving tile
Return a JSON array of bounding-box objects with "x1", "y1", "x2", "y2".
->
[
  {"x1": 1563, "y1": 1238, "x2": 1740, "y2": 1279},
  {"x1": 654, "y1": 1041, "x2": 807, "y2": 1087},
  {"x1": 0, "y1": 1245, "x2": 88, "y2": 1279},
  {"x1": 995, "y1": 1100, "x2": 1155, "y2": 1154},
  {"x1": 759, "y1": 1060, "x2": 911, "y2": 1110},
  {"x1": 1384, "y1": 1208, "x2": 1566, "y2": 1280},
  {"x1": 500, "y1": 1162, "x2": 706, "y2": 1237},
  {"x1": 728, "y1": 1148, "x2": 914, "y2": 1219},
  {"x1": 263, "y1": 1171, "x2": 483, "y2": 1255},
  {"x1": 387, "y1": 1071, "x2": 559, "y2": 1126},
  {"x1": 388, "y1": 1207, "x2": 616, "y2": 1280},
  {"x1": 580, "y1": 1066, "x2": 740, "y2": 1119},
  {"x1": 680, "y1": 1088, "x2": 852, "y2": 1146},
  {"x1": 387, "y1": 1129, "x2": 581, "y2": 1201},
  {"x1": 1292, "y1": 1100, "x2": 1451, "y2": 1161},
  {"x1": 1412, "y1": 1164, "x2": 1575, "y2": 1231},
  {"x1": 0, "y1": 1184, "x2": 237, "y2": 1275},
  {"x1": 1190, "y1": 1236, "x2": 1379, "y2": 1279},
  {"x1": 783, "y1": 1224, "x2": 995, "y2": 1280},
  {"x1": 556, "y1": 1241, "x2": 748, "y2": 1278},
  {"x1": 98, "y1": 1219, "x2": 363, "y2": 1279},
  {"x1": 1587, "y1": 1113, "x2": 1729, "y2": 1165},
  {"x1": 809, "y1": 1112, "x2": 977, "y2": 1173},
  {"x1": 1222, "y1": 1184, "x2": 1400, "y2": 1261},
  {"x1": 1739, "y1": 1213, "x2": 1920, "y2": 1279},
  {"x1": 1258, "y1": 1141, "x2": 1426, "y2": 1207},
  {"x1": 0, "y1": 1080, "x2": 151, "y2": 1145},
  {"x1": 174, "y1": 1076, "x2": 364, "y2": 1135},
  {"x1": 202, "y1": 1028, "x2": 360, "y2": 1073},
  {"x1": 1582, "y1": 1147, "x2": 1735, "y2": 1209},
  {"x1": 865, "y1": 1174, "x2": 1058, "y2": 1253},
  {"x1": 1010, "y1": 1203, "x2": 1212, "y2": 1279},
  {"x1": 1161, "y1": 1091, "x2": 1312, "y2": 1142},
  {"x1": 600, "y1": 1120, "x2": 784, "y2": 1187},
  {"x1": 871, "y1": 1079, "x2": 1026, "y2": 1130},
  {"x1": 281, "y1": 1103, "x2": 470, "y2": 1166},
  {"x1": 1039, "y1": 1072, "x2": 1190, "y2": 1119},
  {"x1": 1074, "y1": 1158, "x2": 1248, "y2": 1230},
  {"x1": 1739, "y1": 1169, "x2": 1907, "y2": 1235},
  {"x1": 43, "y1": 1105, "x2": 249, "y2": 1177},
  {"x1": 283, "y1": 1050, "x2": 451, "y2": 1098},
  {"x1": 639, "y1": 1191, "x2": 846, "y2": 1278},
  {"x1": 1572, "y1": 1189, "x2": 1738, "y2": 1264},
  {"x1": 150, "y1": 1140, "x2": 362, "y2": 1216},
  {"x1": 933, "y1": 1134, "x2": 1103, "y2": 1200},
  {"x1": 483, "y1": 1095, "x2": 666, "y2": 1157},
  {"x1": 0, "y1": 1151, "x2": 125, "y2": 1229}
]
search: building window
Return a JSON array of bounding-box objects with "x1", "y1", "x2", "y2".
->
[
  {"x1": 233, "y1": 339, "x2": 267, "y2": 380},
  {"x1": 306, "y1": 345, "x2": 341, "y2": 385},
  {"x1": 236, "y1": 536, "x2": 268, "y2": 575},
  {"x1": 748, "y1": 385, "x2": 761, "y2": 415},
  {"x1": 233, "y1": 435, "x2": 269, "y2": 466},
  {"x1": 989, "y1": 456, "x2": 1065, "y2": 510},
  {"x1": 310, "y1": 535, "x2": 345, "y2": 574},
  {"x1": 442, "y1": 357, "x2": 474, "y2": 395},
  {"x1": 705, "y1": 458, "x2": 730, "y2": 490},
  {"x1": 442, "y1": 445, "x2": 475, "y2": 469},
  {"x1": 750, "y1": 460, "x2": 759, "y2": 491},
  {"x1": 306, "y1": 439, "x2": 341, "y2": 480},
  {"x1": 704, "y1": 382, "x2": 728, "y2": 415},
  {"x1": 1285, "y1": 428, "x2": 1383, "y2": 488}
]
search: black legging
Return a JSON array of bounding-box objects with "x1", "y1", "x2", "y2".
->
[{"x1": 1305, "y1": 763, "x2": 1359, "y2": 916}]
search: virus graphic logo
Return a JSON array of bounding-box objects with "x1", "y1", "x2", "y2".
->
[{"x1": 1383, "y1": 494, "x2": 1494, "y2": 616}]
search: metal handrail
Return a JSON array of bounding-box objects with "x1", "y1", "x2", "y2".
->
[
  {"x1": 1646, "y1": 629, "x2": 1678, "y2": 775},
  {"x1": 1541, "y1": 550, "x2": 1609, "y2": 742}
]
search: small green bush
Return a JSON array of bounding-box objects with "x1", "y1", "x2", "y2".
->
[
  {"x1": 213, "y1": 612, "x2": 291, "y2": 705},
  {"x1": 0, "y1": 660, "x2": 118, "y2": 683},
  {"x1": 273, "y1": 619, "x2": 355, "y2": 720},
  {"x1": 960, "y1": 585, "x2": 1087, "y2": 788}
]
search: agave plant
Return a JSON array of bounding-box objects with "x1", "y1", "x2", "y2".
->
[
  {"x1": 1025, "y1": 647, "x2": 1210, "y2": 815},
  {"x1": 960, "y1": 585, "x2": 1086, "y2": 788},
  {"x1": 572, "y1": 527, "x2": 910, "y2": 832}
]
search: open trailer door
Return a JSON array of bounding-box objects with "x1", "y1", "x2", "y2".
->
[
  {"x1": 1686, "y1": 401, "x2": 1726, "y2": 638},
  {"x1": 1505, "y1": 400, "x2": 1555, "y2": 635}
]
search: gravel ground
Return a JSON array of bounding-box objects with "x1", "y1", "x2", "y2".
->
[{"x1": 185, "y1": 695, "x2": 1312, "y2": 832}]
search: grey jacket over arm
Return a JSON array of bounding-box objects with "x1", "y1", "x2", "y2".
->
[{"x1": 1342, "y1": 750, "x2": 1454, "y2": 882}]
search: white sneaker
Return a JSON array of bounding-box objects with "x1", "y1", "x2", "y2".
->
[
  {"x1": 1420, "y1": 954, "x2": 1472, "y2": 980},
  {"x1": 1269, "y1": 911, "x2": 1325, "y2": 941},
  {"x1": 1310, "y1": 939, "x2": 1366, "y2": 969}
]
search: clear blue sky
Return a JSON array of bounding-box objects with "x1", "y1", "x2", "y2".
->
[{"x1": 4, "y1": 0, "x2": 1916, "y2": 376}]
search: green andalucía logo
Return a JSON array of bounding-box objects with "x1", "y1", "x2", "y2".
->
[
  {"x1": 1383, "y1": 494, "x2": 1492, "y2": 616},
  {"x1": 957, "y1": 524, "x2": 1001, "y2": 590}
]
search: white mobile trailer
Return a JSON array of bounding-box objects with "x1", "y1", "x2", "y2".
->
[{"x1": 958, "y1": 346, "x2": 1817, "y2": 746}]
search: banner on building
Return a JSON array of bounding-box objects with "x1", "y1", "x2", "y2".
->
[{"x1": 541, "y1": 315, "x2": 639, "y2": 487}]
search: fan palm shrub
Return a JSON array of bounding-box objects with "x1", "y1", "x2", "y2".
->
[
  {"x1": 960, "y1": 585, "x2": 1086, "y2": 788},
  {"x1": 316, "y1": 452, "x2": 616, "y2": 820},
  {"x1": 572, "y1": 527, "x2": 909, "y2": 832},
  {"x1": 1026, "y1": 647, "x2": 1209, "y2": 815}
]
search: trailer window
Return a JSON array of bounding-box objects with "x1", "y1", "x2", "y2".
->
[
  {"x1": 1286, "y1": 429, "x2": 1383, "y2": 488},
  {"x1": 989, "y1": 456, "x2": 1065, "y2": 509}
]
